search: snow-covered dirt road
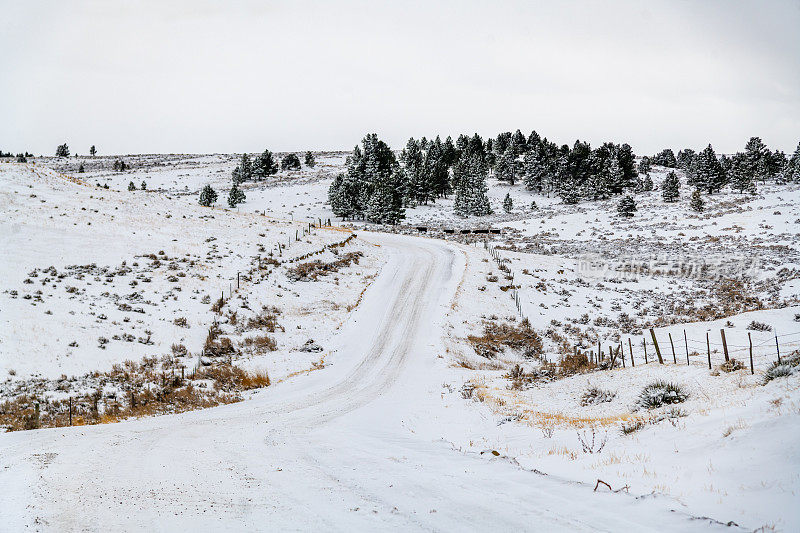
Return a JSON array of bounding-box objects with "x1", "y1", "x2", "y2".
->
[{"x1": 0, "y1": 233, "x2": 731, "y2": 532}]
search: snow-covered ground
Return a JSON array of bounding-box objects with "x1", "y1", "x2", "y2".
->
[{"x1": 1, "y1": 156, "x2": 798, "y2": 531}]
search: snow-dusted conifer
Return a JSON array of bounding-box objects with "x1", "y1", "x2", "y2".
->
[
  {"x1": 199, "y1": 184, "x2": 217, "y2": 207},
  {"x1": 661, "y1": 171, "x2": 680, "y2": 202}
]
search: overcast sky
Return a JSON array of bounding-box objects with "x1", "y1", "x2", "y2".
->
[{"x1": 2, "y1": 0, "x2": 798, "y2": 156}]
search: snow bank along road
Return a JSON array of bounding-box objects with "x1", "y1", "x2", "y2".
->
[{"x1": 0, "y1": 233, "x2": 731, "y2": 532}]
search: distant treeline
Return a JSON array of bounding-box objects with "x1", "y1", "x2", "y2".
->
[{"x1": 327, "y1": 131, "x2": 800, "y2": 223}]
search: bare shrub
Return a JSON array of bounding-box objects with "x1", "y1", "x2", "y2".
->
[
  {"x1": 467, "y1": 319, "x2": 543, "y2": 359},
  {"x1": 580, "y1": 387, "x2": 616, "y2": 406},
  {"x1": 637, "y1": 381, "x2": 688, "y2": 409},
  {"x1": 747, "y1": 321, "x2": 772, "y2": 332},
  {"x1": 621, "y1": 420, "x2": 645, "y2": 435},
  {"x1": 287, "y1": 252, "x2": 363, "y2": 281},
  {"x1": 171, "y1": 343, "x2": 188, "y2": 357},
  {"x1": 245, "y1": 306, "x2": 282, "y2": 332},
  {"x1": 240, "y1": 334, "x2": 277, "y2": 353},
  {"x1": 719, "y1": 358, "x2": 745, "y2": 373},
  {"x1": 558, "y1": 351, "x2": 595, "y2": 376},
  {"x1": 577, "y1": 427, "x2": 607, "y2": 453}
]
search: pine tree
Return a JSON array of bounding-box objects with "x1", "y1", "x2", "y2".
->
[
  {"x1": 638, "y1": 156, "x2": 651, "y2": 175},
  {"x1": 141, "y1": 181, "x2": 147, "y2": 191},
  {"x1": 232, "y1": 153, "x2": 253, "y2": 184},
  {"x1": 495, "y1": 147, "x2": 518, "y2": 185},
  {"x1": 635, "y1": 173, "x2": 653, "y2": 193},
  {"x1": 327, "y1": 134, "x2": 402, "y2": 221},
  {"x1": 693, "y1": 145, "x2": 726, "y2": 193},
  {"x1": 364, "y1": 179, "x2": 403, "y2": 224},
  {"x1": 227, "y1": 183, "x2": 246, "y2": 207},
  {"x1": 503, "y1": 193, "x2": 513, "y2": 213},
  {"x1": 281, "y1": 153, "x2": 302, "y2": 171},
  {"x1": 128, "y1": 181, "x2": 136, "y2": 191},
  {"x1": 690, "y1": 189, "x2": 704, "y2": 212},
  {"x1": 783, "y1": 142, "x2": 800, "y2": 183},
  {"x1": 199, "y1": 185, "x2": 218, "y2": 207},
  {"x1": 743, "y1": 136, "x2": 771, "y2": 183},
  {"x1": 78, "y1": 163, "x2": 85, "y2": 173},
  {"x1": 328, "y1": 174, "x2": 360, "y2": 219},
  {"x1": 55, "y1": 143, "x2": 70, "y2": 157},
  {"x1": 617, "y1": 195, "x2": 637, "y2": 217},
  {"x1": 652, "y1": 149, "x2": 676, "y2": 167},
  {"x1": 89, "y1": 145, "x2": 96, "y2": 157},
  {"x1": 661, "y1": 171, "x2": 680, "y2": 202},
  {"x1": 728, "y1": 153, "x2": 753, "y2": 193},
  {"x1": 253, "y1": 149, "x2": 278, "y2": 179},
  {"x1": 304, "y1": 151, "x2": 316, "y2": 168},
  {"x1": 677, "y1": 148, "x2": 696, "y2": 170},
  {"x1": 401, "y1": 138, "x2": 425, "y2": 205},
  {"x1": 427, "y1": 136, "x2": 450, "y2": 198},
  {"x1": 453, "y1": 153, "x2": 491, "y2": 216}
]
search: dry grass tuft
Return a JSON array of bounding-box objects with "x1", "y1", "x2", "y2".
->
[{"x1": 467, "y1": 319, "x2": 543, "y2": 359}]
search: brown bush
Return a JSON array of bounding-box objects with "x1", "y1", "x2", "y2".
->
[
  {"x1": 558, "y1": 351, "x2": 596, "y2": 376},
  {"x1": 240, "y1": 334, "x2": 277, "y2": 353},
  {"x1": 197, "y1": 365, "x2": 270, "y2": 392},
  {"x1": 468, "y1": 320, "x2": 543, "y2": 359},
  {"x1": 245, "y1": 306, "x2": 282, "y2": 332},
  {"x1": 287, "y1": 252, "x2": 363, "y2": 281}
]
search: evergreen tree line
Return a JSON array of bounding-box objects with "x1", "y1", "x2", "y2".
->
[
  {"x1": 328, "y1": 132, "x2": 498, "y2": 223},
  {"x1": 648, "y1": 137, "x2": 800, "y2": 194},
  {"x1": 1, "y1": 150, "x2": 33, "y2": 160},
  {"x1": 328, "y1": 129, "x2": 643, "y2": 221}
]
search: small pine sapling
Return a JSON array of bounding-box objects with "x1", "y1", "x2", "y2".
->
[
  {"x1": 690, "y1": 189, "x2": 705, "y2": 212},
  {"x1": 199, "y1": 184, "x2": 218, "y2": 207},
  {"x1": 617, "y1": 195, "x2": 637, "y2": 217}
]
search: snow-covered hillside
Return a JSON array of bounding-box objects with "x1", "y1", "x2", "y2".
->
[{"x1": 1, "y1": 155, "x2": 798, "y2": 531}]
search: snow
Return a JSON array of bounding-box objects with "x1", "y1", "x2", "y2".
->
[{"x1": 1, "y1": 156, "x2": 798, "y2": 531}]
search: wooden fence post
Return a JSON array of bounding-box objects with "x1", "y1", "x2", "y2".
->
[
  {"x1": 684, "y1": 329, "x2": 689, "y2": 365},
  {"x1": 720, "y1": 329, "x2": 730, "y2": 362},
  {"x1": 706, "y1": 331, "x2": 711, "y2": 369},
  {"x1": 620, "y1": 342, "x2": 625, "y2": 368},
  {"x1": 643, "y1": 339, "x2": 648, "y2": 364},
  {"x1": 68, "y1": 396, "x2": 73, "y2": 426},
  {"x1": 775, "y1": 333, "x2": 781, "y2": 363},
  {"x1": 748, "y1": 332, "x2": 754, "y2": 375},
  {"x1": 628, "y1": 338, "x2": 634, "y2": 367},
  {"x1": 649, "y1": 328, "x2": 664, "y2": 364},
  {"x1": 598, "y1": 340, "x2": 602, "y2": 361},
  {"x1": 668, "y1": 332, "x2": 676, "y2": 364}
]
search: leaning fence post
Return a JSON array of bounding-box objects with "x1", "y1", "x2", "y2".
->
[
  {"x1": 650, "y1": 328, "x2": 664, "y2": 364},
  {"x1": 668, "y1": 332, "x2": 676, "y2": 364},
  {"x1": 628, "y1": 338, "x2": 634, "y2": 367},
  {"x1": 748, "y1": 332, "x2": 754, "y2": 375},
  {"x1": 775, "y1": 333, "x2": 781, "y2": 363},
  {"x1": 706, "y1": 331, "x2": 711, "y2": 369},
  {"x1": 720, "y1": 329, "x2": 730, "y2": 362},
  {"x1": 684, "y1": 329, "x2": 689, "y2": 365}
]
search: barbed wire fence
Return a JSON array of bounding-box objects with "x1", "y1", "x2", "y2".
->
[{"x1": 485, "y1": 241, "x2": 798, "y2": 373}]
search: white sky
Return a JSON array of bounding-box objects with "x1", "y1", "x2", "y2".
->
[{"x1": 2, "y1": 0, "x2": 798, "y2": 156}]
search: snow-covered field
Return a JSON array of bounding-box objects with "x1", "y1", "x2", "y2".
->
[{"x1": 1, "y1": 155, "x2": 798, "y2": 531}]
